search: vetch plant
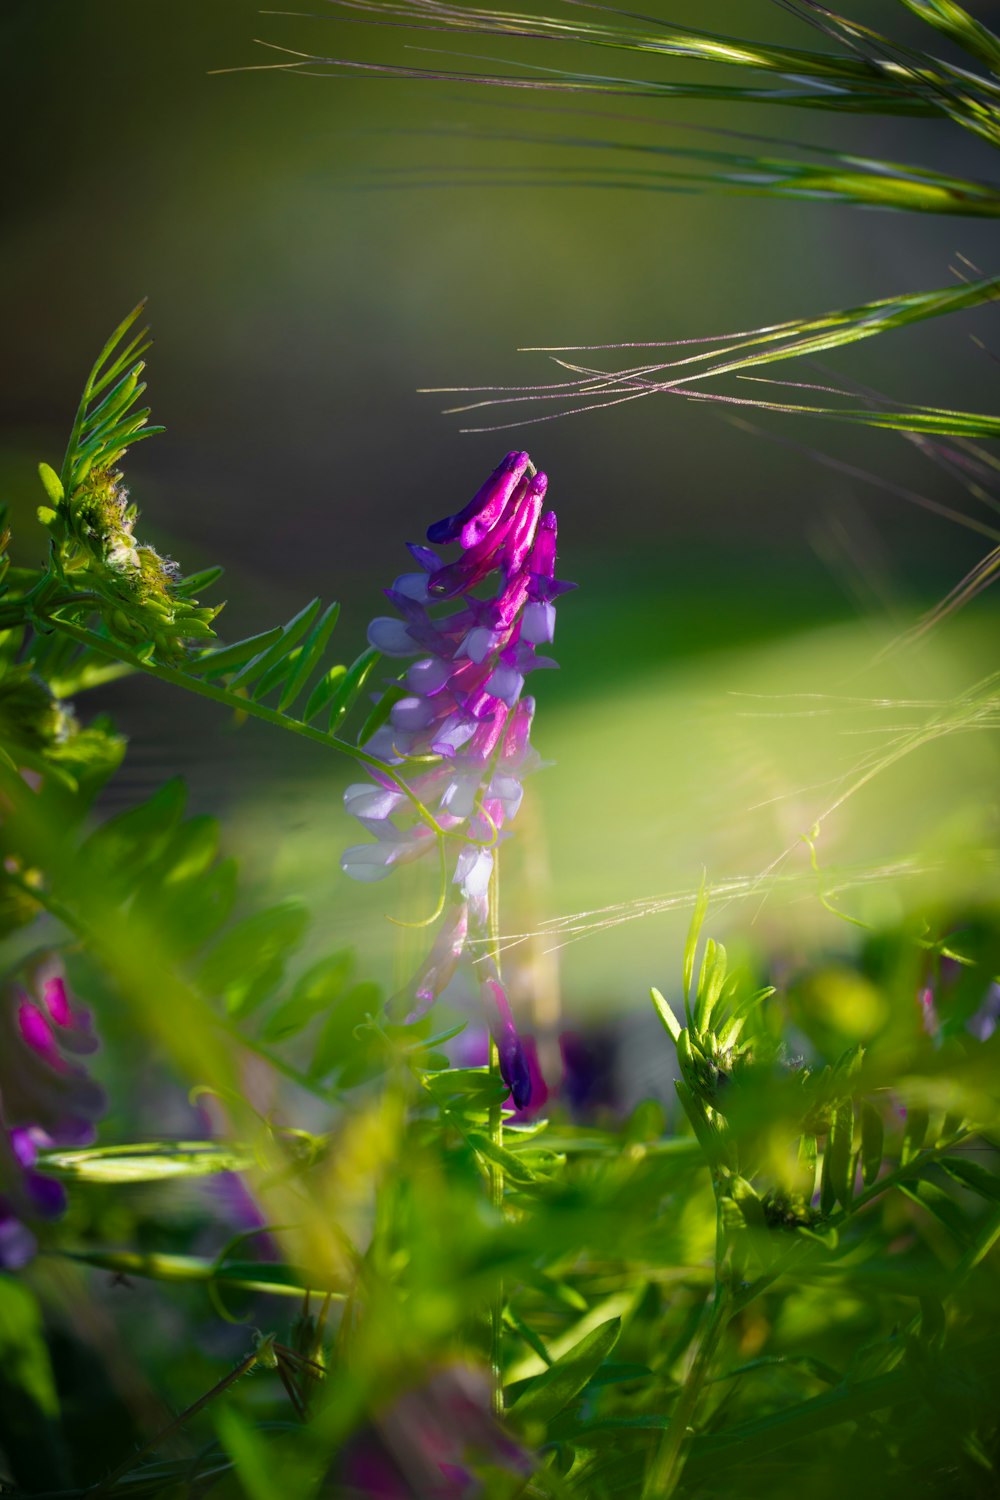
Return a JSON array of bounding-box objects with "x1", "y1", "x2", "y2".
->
[{"x1": 342, "y1": 449, "x2": 574, "y2": 1106}]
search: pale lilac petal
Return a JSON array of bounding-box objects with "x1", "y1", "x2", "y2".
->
[
  {"x1": 340, "y1": 844, "x2": 399, "y2": 882},
  {"x1": 407, "y1": 542, "x2": 440, "y2": 572},
  {"x1": 456, "y1": 627, "x2": 499, "y2": 665},
  {"x1": 391, "y1": 572, "x2": 432, "y2": 604},
  {"x1": 454, "y1": 845, "x2": 493, "y2": 907},
  {"x1": 522, "y1": 600, "x2": 555, "y2": 645},
  {"x1": 440, "y1": 771, "x2": 483, "y2": 820},
  {"x1": 488, "y1": 773, "x2": 524, "y2": 820},
  {"x1": 431, "y1": 712, "x2": 477, "y2": 758},
  {"x1": 391, "y1": 695, "x2": 437, "y2": 732},
  {"x1": 485, "y1": 663, "x2": 524, "y2": 707},
  {"x1": 363, "y1": 725, "x2": 408, "y2": 765},
  {"x1": 344, "y1": 783, "x2": 406, "y2": 821},
  {"x1": 407, "y1": 657, "x2": 452, "y2": 695},
  {"x1": 367, "y1": 617, "x2": 418, "y2": 657}
]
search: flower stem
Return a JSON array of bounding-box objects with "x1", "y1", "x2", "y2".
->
[
  {"x1": 641, "y1": 1283, "x2": 730, "y2": 1499},
  {"x1": 487, "y1": 858, "x2": 505, "y2": 1419},
  {"x1": 93, "y1": 1346, "x2": 260, "y2": 1495}
]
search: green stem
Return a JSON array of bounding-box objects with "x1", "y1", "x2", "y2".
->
[
  {"x1": 35, "y1": 614, "x2": 499, "y2": 854},
  {"x1": 92, "y1": 1347, "x2": 260, "y2": 1495},
  {"x1": 642, "y1": 1283, "x2": 730, "y2": 1499},
  {"x1": 487, "y1": 857, "x2": 505, "y2": 1420}
]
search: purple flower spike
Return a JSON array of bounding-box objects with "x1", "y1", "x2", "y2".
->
[
  {"x1": 426, "y1": 450, "x2": 530, "y2": 546},
  {"x1": 343, "y1": 452, "x2": 574, "y2": 1075}
]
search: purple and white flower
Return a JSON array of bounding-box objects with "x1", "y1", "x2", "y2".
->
[{"x1": 340, "y1": 453, "x2": 573, "y2": 1107}]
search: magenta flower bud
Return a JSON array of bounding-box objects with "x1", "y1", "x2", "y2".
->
[
  {"x1": 426, "y1": 451, "x2": 530, "y2": 546},
  {"x1": 463, "y1": 685, "x2": 499, "y2": 721},
  {"x1": 481, "y1": 975, "x2": 532, "y2": 1109},
  {"x1": 528, "y1": 509, "x2": 558, "y2": 587},
  {"x1": 499, "y1": 472, "x2": 547, "y2": 576}
]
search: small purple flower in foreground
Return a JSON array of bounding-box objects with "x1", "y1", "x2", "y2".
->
[
  {"x1": 0, "y1": 960, "x2": 105, "y2": 1269},
  {"x1": 341, "y1": 453, "x2": 573, "y2": 1108},
  {"x1": 341, "y1": 1363, "x2": 533, "y2": 1497}
]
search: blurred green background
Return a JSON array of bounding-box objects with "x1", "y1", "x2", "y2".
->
[{"x1": 3, "y1": 0, "x2": 1000, "y2": 1025}]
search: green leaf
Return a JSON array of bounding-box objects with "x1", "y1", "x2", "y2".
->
[
  {"x1": 467, "y1": 1131, "x2": 550, "y2": 1183},
  {"x1": 174, "y1": 565, "x2": 224, "y2": 598},
  {"x1": 682, "y1": 880, "x2": 709, "y2": 1022},
  {"x1": 650, "y1": 985, "x2": 681, "y2": 1043},
  {"x1": 328, "y1": 645, "x2": 382, "y2": 735},
  {"x1": 216, "y1": 1407, "x2": 316, "y2": 1500},
  {"x1": 860, "y1": 1100, "x2": 884, "y2": 1188},
  {"x1": 0, "y1": 1277, "x2": 71, "y2": 1491},
  {"x1": 303, "y1": 662, "x2": 347, "y2": 725},
  {"x1": 309, "y1": 980, "x2": 383, "y2": 1079},
  {"x1": 898, "y1": 0, "x2": 1000, "y2": 73},
  {"x1": 187, "y1": 625, "x2": 285, "y2": 678},
  {"x1": 940, "y1": 1156, "x2": 1000, "y2": 1203},
  {"x1": 260, "y1": 950, "x2": 355, "y2": 1042},
  {"x1": 423, "y1": 1067, "x2": 512, "y2": 1105},
  {"x1": 902, "y1": 1105, "x2": 930, "y2": 1164},
  {"x1": 899, "y1": 1179, "x2": 971, "y2": 1242},
  {"x1": 37, "y1": 1141, "x2": 253, "y2": 1183},
  {"x1": 79, "y1": 777, "x2": 187, "y2": 889},
  {"x1": 511, "y1": 1317, "x2": 622, "y2": 1426},
  {"x1": 199, "y1": 901, "x2": 310, "y2": 1017},
  {"x1": 278, "y1": 600, "x2": 341, "y2": 712},
  {"x1": 37, "y1": 463, "x2": 64, "y2": 507},
  {"x1": 826, "y1": 1099, "x2": 856, "y2": 1211},
  {"x1": 232, "y1": 597, "x2": 322, "y2": 693}
]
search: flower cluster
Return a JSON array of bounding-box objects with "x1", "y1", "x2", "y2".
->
[
  {"x1": 340, "y1": 452, "x2": 572, "y2": 1107},
  {"x1": 0, "y1": 961, "x2": 105, "y2": 1268}
]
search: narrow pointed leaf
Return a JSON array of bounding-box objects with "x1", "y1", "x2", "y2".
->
[
  {"x1": 227, "y1": 597, "x2": 322, "y2": 693},
  {"x1": 511, "y1": 1317, "x2": 622, "y2": 1425},
  {"x1": 278, "y1": 600, "x2": 341, "y2": 712},
  {"x1": 327, "y1": 645, "x2": 382, "y2": 735}
]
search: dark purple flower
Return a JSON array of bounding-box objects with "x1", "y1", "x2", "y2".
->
[
  {"x1": 480, "y1": 973, "x2": 532, "y2": 1110},
  {"x1": 0, "y1": 959, "x2": 106, "y2": 1268},
  {"x1": 340, "y1": 455, "x2": 574, "y2": 1109}
]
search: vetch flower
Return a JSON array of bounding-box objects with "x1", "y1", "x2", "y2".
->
[
  {"x1": 341, "y1": 453, "x2": 573, "y2": 1107},
  {"x1": 0, "y1": 960, "x2": 106, "y2": 1268}
]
